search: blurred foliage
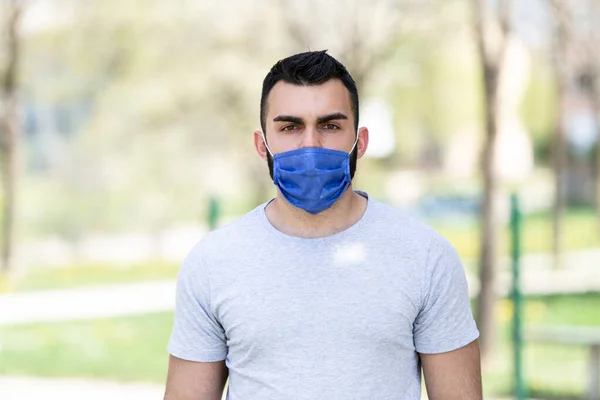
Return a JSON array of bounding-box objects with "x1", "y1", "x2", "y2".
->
[
  {"x1": 21, "y1": 0, "x2": 278, "y2": 236},
  {"x1": 8, "y1": 0, "x2": 596, "y2": 247},
  {"x1": 15, "y1": 0, "x2": 499, "y2": 240}
]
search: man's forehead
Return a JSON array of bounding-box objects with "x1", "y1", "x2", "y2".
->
[{"x1": 267, "y1": 79, "x2": 352, "y2": 119}]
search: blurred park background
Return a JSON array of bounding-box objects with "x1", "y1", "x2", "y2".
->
[{"x1": 1, "y1": 0, "x2": 600, "y2": 399}]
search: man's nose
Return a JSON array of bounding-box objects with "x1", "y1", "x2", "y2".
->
[{"x1": 299, "y1": 126, "x2": 322, "y2": 148}]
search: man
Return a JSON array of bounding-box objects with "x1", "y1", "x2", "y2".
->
[{"x1": 164, "y1": 50, "x2": 482, "y2": 400}]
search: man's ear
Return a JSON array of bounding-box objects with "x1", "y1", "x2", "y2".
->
[
  {"x1": 356, "y1": 127, "x2": 369, "y2": 159},
  {"x1": 254, "y1": 130, "x2": 269, "y2": 161}
]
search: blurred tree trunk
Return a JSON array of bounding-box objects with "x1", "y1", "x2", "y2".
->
[
  {"x1": 593, "y1": 79, "x2": 600, "y2": 220},
  {"x1": 592, "y1": 83, "x2": 600, "y2": 215},
  {"x1": 0, "y1": 0, "x2": 21, "y2": 276},
  {"x1": 589, "y1": 67, "x2": 600, "y2": 214},
  {"x1": 550, "y1": 0, "x2": 569, "y2": 269},
  {"x1": 471, "y1": 0, "x2": 511, "y2": 360},
  {"x1": 584, "y1": 1, "x2": 600, "y2": 221},
  {"x1": 578, "y1": 68, "x2": 600, "y2": 216}
]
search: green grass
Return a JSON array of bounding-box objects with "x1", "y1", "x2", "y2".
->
[
  {"x1": 2, "y1": 261, "x2": 179, "y2": 293},
  {"x1": 1, "y1": 293, "x2": 600, "y2": 398},
  {"x1": 432, "y1": 208, "x2": 600, "y2": 260},
  {"x1": 0, "y1": 312, "x2": 173, "y2": 382},
  {"x1": 482, "y1": 328, "x2": 591, "y2": 399},
  {"x1": 482, "y1": 292, "x2": 600, "y2": 399}
]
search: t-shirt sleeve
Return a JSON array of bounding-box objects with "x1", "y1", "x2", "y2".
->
[
  {"x1": 167, "y1": 246, "x2": 228, "y2": 362},
  {"x1": 413, "y1": 234, "x2": 480, "y2": 354}
]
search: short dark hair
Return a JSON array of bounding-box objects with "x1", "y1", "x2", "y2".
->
[{"x1": 260, "y1": 50, "x2": 359, "y2": 134}]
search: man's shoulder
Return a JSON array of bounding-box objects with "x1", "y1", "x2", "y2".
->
[
  {"x1": 186, "y1": 203, "x2": 268, "y2": 259},
  {"x1": 369, "y1": 199, "x2": 439, "y2": 238},
  {"x1": 368, "y1": 198, "x2": 457, "y2": 257},
  {"x1": 201, "y1": 204, "x2": 265, "y2": 246}
]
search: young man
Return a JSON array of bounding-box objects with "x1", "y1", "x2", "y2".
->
[{"x1": 164, "y1": 50, "x2": 482, "y2": 400}]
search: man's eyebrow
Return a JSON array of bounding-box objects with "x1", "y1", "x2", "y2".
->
[
  {"x1": 316, "y1": 113, "x2": 348, "y2": 124},
  {"x1": 273, "y1": 115, "x2": 304, "y2": 124}
]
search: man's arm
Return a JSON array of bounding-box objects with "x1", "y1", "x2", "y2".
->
[
  {"x1": 164, "y1": 355, "x2": 228, "y2": 400},
  {"x1": 420, "y1": 339, "x2": 482, "y2": 400}
]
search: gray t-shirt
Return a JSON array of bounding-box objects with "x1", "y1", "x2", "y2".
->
[{"x1": 168, "y1": 192, "x2": 479, "y2": 400}]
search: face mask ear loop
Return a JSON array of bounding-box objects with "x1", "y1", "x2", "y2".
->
[
  {"x1": 262, "y1": 132, "x2": 274, "y2": 158},
  {"x1": 349, "y1": 132, "x2": 360, "y2": 155}
]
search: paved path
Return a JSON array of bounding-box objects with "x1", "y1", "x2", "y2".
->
[
  {"x1": 0, "y1": 280, "x2": 175, "y2": 326},
  {"x1": 1, "y1": 376, "x2": 459, "y2": 400},
  {"x1": 466, "y1": 248, "x2": 600, "y2": 297},
  {"x1": 0, "y1": 375, "x2": 519, "y2": 400},
  {"x1": 0, "y1": 376, "x2": 165, "y2": 400}
]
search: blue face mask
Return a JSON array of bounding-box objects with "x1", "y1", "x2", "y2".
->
[{"x1": 263, "y1": 134, "x2": 359, "y2": 214}]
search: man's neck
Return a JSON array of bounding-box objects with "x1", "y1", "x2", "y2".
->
[{"x1": 264, "y1": 187, "x2": 368, "y2": 239}]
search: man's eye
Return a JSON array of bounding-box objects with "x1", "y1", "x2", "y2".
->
[
  {"x1": 282, "y1": 125, "x2": 297, "y2": 131},
  {"x1": 324, "y1": 124, "x2": 339, "y2": 130}
]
